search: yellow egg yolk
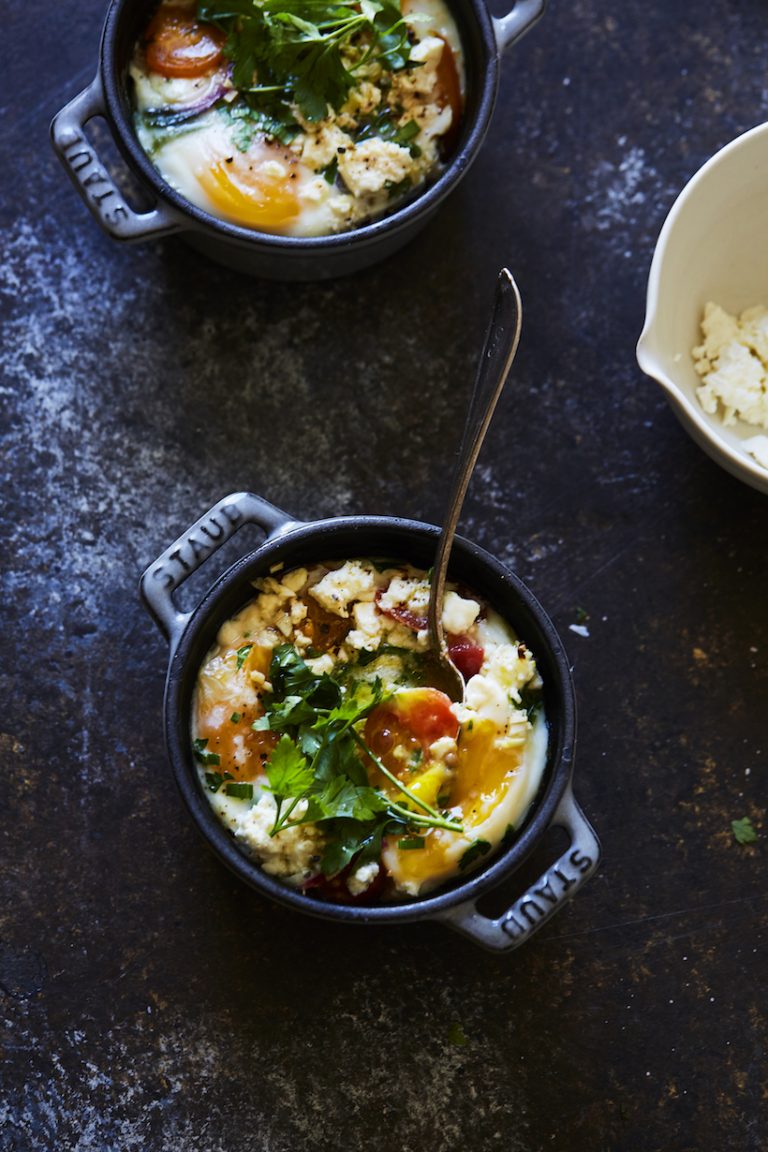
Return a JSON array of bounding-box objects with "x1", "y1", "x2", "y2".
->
[
  {"x1": 385, "y1": 718, "x2": 526, "y2": 891},
  {"x1": 198, "y1": 150, "x2": 300, "y2": 230}
]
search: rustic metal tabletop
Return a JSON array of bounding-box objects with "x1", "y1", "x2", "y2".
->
[{"x1": 1, "y1": 1, "x2": 766, "y2": 1149}]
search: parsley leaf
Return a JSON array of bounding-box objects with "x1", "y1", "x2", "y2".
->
[
  {"x1": 197, "y1": 0, "x2": 414, "y2": 122},
  {"x1": 265, "y1": 734, "x2": 315, "y2": 799},
  {"x1": 731, "y1": 816, "x2": 758, "y2": 845}
]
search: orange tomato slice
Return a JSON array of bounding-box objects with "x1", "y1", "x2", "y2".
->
[{"x1": 145, "y1": 3, "x2": 225, "y2": 78}]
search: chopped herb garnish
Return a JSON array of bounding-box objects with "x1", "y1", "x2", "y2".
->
[
  {"x1": 198, "y1": 0, "x2": 415, "y2": 123},
  {"x1": 459, "y1": 838, "x2": 492, "y2": 871},
  {"x1": 225, "y1": 781, "x2": 254, "y2": 800},
  {"x1": 398, "y1": 836, "x2": 425, "y2": 850},
  {"x1": 255, "y1": 643, "x2": 462, "y2": 867},
  {"x1": 231, "y1": 712, "x2": 243, "y2": 724},
  {"x1": 192, "y1": 737, "x2": 221, "y2": 767},
  {"x1": 236, "y1": 643, "x2": 254, "y2": 670},
  {"x1": 519, "y1": 684, "x2": 542, "y2": 722},
  {"x1": 204, "y1": 770, "x2": 225, "y2": 792},
  {"x1": 217, "y1": 100, "x2": 299, "y2": 150},
  {"x1": 356, "y1": 109, "x2": 421, "y2": 156},
  {"x1": 731, "y1": 816, "x2": 758, "y2": 845}
]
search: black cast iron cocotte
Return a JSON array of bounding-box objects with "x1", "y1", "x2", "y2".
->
[
  {"x1": 51, "y1": 0, "x2": 547, "y2": 280},
  {"x1": 140, "y1": 492, "x2": 600, "y2": 952}
]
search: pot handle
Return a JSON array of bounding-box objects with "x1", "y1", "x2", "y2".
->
[
  {"x1": 50, "y1": 77, "x2": 181, "y2": 242},
  {"x1": 140, "y1": 492, "x2": 302, "y2": 654},
  {"x1": 430, "y1": 787, "x2": 600, "y2": 951},
  {"x1": 494, "y1": 0, "x2": 547, "y2": 53}
]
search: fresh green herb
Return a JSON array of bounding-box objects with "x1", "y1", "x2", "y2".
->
[
  {"x1": 731, "y1": 816, "x2": 758, "y2": 845},
  {"x1": 355, "y1": 109, "x2": 421, "y2": 155},
  {"x1": 236, "y1": 643, "x2": 254, "y2": 670},
  {"x1": 264, "y1": 733, "x2": 316, "y2": 832},
  {"x1": 256, "y1": 643, "x2": 463, "y2": 870},
  {"x1": 459, "y1": 839, "x2": 491, "y2": 871},
  {"x1": 409, "y1": 747, "x2": 423, "y2": 768},
  {"x1": 574, "y1": 606, "x2": 589, "y2": 625},
  {"x1": 231, "y1": 712, "x2": 243, "y2": 724},
  {"x1": 225, "y1": 781, "x2": 255, "y2": 800},
  {"x1": 192, "y1": 737, "x2": 221, "y2": 767},
  {"x1": 398, "y1": 836, "x2": 425, "y2": 850},
  {"x1": 218, "y1": 100, "x2": 299, "y2": 150},
  {"x1": 320, "y1": 156, "x2": 339, "y2": 184},
  {"x1": 384, "y1": 174, "x2": 412, "y2": 199},
  {"x1": 198, "y1": 0, "x2": 415, "y2": 122},
  {"x1": 204, "y1": 770, "x2": 225, "y2": 792},
  {"x1": 519, "y1": 684, "x2": 542, "y2": 722},
  {"x1": 447, "y1": 1022, "x2": 468, "y2": 1047}
]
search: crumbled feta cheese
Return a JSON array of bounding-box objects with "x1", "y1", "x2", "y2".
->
[
  {"x1": 347, "y1": 861, "x2": 380, "y2": 896},
  {"x1": 297, "y1": 123, "x2": 351, "y2": 169},
  {"x1": 692, "y1": 301, "x2": 768, "y2": 429},
  {"x1": 337, "y1": 139, "x2": 414, "y2": 197},
  {"x1": 442, "y1": 591, "x2": 480, "y2": 635},
  {"x1": 235, "y1": 794, "x2": 323, "y2": 886},
  {"x1": 345, "y1": 600, "x2": 385, "y2": 650},
  {"x1": 282, "y1": 567, "x2": 308, "y2": 593},
  {"x1": 429, "y1": 735, "x2": 458, "y2": 763},
  {"x1": 309, "y1": 561, "x2": 376, "y2": 617},
  {"x1": 378, "y1": 576, "x2": 429, "y2": 619}
]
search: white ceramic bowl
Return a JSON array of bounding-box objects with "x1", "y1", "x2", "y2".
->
[{"x1": 637, "y1": 121, "x2": 768, "y2": 496}]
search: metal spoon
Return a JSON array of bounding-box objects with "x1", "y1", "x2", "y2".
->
[{"x1": 426, "y1": 268, "x2": 523, "y2": 702}]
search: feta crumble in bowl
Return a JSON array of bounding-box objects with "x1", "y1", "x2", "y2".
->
[
  {"x1": 51, "y1": 0, "x2": 548, "y2": 279},
  {"x1": 637, "y1": 121, "x2": 768, "y2": 496},
  {"x1": 141, "y1": 491, "x2": 600, "y2": 952}
]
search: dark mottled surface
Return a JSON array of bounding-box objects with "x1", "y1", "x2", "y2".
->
[{"x1": 1, "y1": 0, "x2": 766, "y2": 1148}]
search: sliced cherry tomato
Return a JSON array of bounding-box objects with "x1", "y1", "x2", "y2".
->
[
  {"x1": 365, "y1": 687, "x2": 459, "y2": 779},
  {"x1": 448, "y1": 634, "x2": 484, "y2": 680},
  {"x1": 144, "y1": 3, "x2": 225, "y2": 79},
  {"x1": 365, "y1": 704, "x2": 422, "y2": 776},
  {"x1": 435, "y1": 37, "x2": 462, "y2": 157}
]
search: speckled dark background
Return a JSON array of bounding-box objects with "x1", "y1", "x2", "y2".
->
[{"x1": 1, "y1": 0, "x2": 766, "y2": 1148}]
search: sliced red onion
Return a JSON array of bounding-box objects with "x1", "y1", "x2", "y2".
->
[{"x1": 143, "y1": 70, "x2": 230, "y2": 126}]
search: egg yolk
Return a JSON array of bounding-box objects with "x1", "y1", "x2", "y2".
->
[
  {"x1": 198, "y1": 152, "x2": 300, "y2": 231},
  {"x1": 385, "y1": 717, "x2": 525, "y2": 890}
]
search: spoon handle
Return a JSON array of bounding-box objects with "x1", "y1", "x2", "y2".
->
[{"x1": 429, "y1": 269, "x2": 523, "y2": 648}]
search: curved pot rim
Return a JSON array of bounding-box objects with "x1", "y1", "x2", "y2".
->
[
  {"x1": 163, "y1": 513, "x2": 576, "y2": 924},
  {"x1": 96, "y1": 0, "x2": 501, "y2": 249}
]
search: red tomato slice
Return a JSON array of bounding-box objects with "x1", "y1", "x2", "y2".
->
[
  {"x1": 448, "y1": 634, "x2": 484, "y2": 680},
  {"x1": 435, "y1": 37, "x2": 462, "y2": 157},
  {"x1": 145, "y1": 4, "x2": 225, "y2": 78},
  {"x1": 365, "y1": 687, "x2": 459, "y2": 778}
]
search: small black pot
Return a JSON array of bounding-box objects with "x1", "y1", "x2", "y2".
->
[
  {"x1": 140, "y1": 491, "x2": 600, "y2": 951},
  {"x1": 51, "y1": 0, "x2": 547, "y2": 280}
]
